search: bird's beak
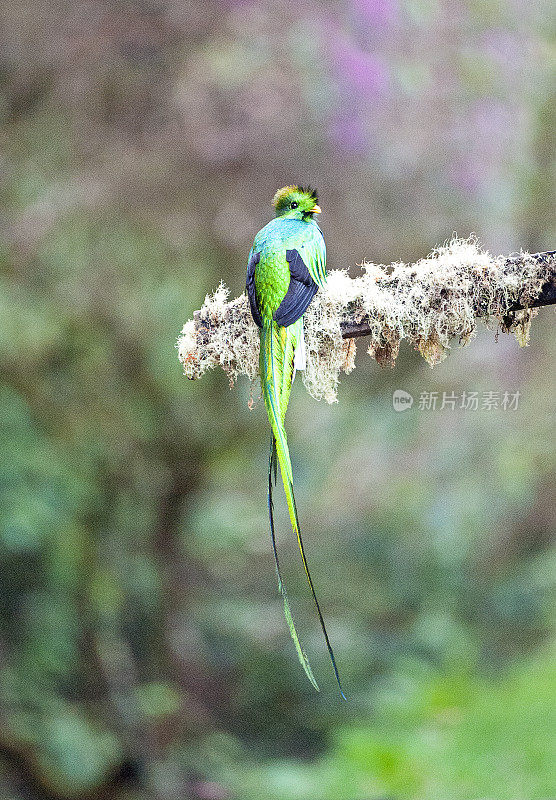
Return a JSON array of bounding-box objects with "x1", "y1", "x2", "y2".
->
[{"x1": 311, "y1": 204, "x2": 321, "y2": 214}]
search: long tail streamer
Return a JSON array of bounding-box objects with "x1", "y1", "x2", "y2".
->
[
  {"x1": 262, "y1": 321, "x2": 345, "y2": 698},
  {"x1": 268, "y1": 437, "x2": 319, "y2": 690}
]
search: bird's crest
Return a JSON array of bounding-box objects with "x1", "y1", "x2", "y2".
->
[{"x1": 272, "y1": 185, "x2": 319, "y2": 212}]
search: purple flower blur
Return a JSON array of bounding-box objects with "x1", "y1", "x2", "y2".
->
[
  {"x1": 352, "y1": 0, "x2": 398, "y2": 26},
  {"x1": 335, "y1": 41, "x2": 389, "y2": 98},
  {"x1": 329, "y1": 110, "x2": 369, "y2": 154}
]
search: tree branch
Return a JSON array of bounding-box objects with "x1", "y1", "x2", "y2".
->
[
  {"x1": 178, "y1": 240, "x2": 555, "y2": 403},
  {"x1": 339, "y1": 251, "x2": 556, "y2": 339}
]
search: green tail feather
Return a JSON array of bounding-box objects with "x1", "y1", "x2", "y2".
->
[
  {"x1": 284, "y1": 472, "x2": 347, "y2": 700},
  {"x1": 268, "y1": 438, "x2": 319, "y2": 691},
  {"x1": 261, "y1": 322, "x2": 345, "y2": 698}
]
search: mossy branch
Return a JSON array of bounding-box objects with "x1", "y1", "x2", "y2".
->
[{"x1": 178, "y1": 238, "x2": 555, "y2": 403}]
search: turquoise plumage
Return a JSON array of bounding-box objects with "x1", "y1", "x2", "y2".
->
[{"x1": 246, "y1": 186, "x2": 345, "y2": 697}]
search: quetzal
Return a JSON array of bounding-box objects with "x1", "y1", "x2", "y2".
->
[{"x1": 246, "y1": 185, "x2": 345, "y2": 697}]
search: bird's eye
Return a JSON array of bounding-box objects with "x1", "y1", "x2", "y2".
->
[{"x1": 290, "y1": 201, "x2": 298, "y2": 209}]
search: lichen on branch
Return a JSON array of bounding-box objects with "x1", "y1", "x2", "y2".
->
[{"x1": 178, "y1": 237, "x2": 554, "y2": 404}]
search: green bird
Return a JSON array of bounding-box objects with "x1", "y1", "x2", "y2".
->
[{"x1": 246, "y1": 185, "x2": 345, "y2": 698}]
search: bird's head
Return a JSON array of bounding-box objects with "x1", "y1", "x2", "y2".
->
[{"x1": 272, "y1": 185, "x2": 321, "y2": 220}]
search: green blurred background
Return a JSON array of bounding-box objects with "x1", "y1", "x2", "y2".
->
[{"x1": 0, "y1": 2, "x2": 555, "y2": 799}]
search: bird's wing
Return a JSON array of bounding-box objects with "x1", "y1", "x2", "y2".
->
[
  {"x1": 246, "y1": 249, "x2": 262, "y2": 328},
  {"x1": 272, "y1": 224, "x2": 326, "y2": 327},
  {"x1": 274, "y1": 247, "x2": 322, "y2": 327},
  {"x1": 302, "y1": 223, "x2": 327, "y2": 288}
]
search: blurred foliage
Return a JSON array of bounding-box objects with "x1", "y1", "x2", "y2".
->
[{"x1": 0, "y1": 1, "x2": 554, "y2": 799}]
